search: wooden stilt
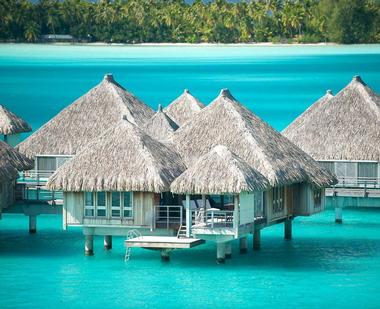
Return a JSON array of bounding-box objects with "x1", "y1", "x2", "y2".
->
[
  {"x1": 217, "y1": 242, "x2": 226, "y2": 264},
  {"x1": 253, "y1": 229, "x2": 261, "y2": 251},
  {"x1": 225, "y1": 241, "x2": 232, "y2": 259},
  {"x1": 239, "y1": 237, "x2": 248, "y2": 254},
  {"x1": 29, "y1": 215, "x2": 37, "y2": 234},
  {"x1": 284, "y1": 218, "x2": 292, "y2": 240},
  {"x1": 104, "y1": 235, "x2": 112, "y2": 250},
  {"x1": 335, "y1": 207, "x2": 342, "y2": 223},
  {"x1": 161, "y1": 249, "x2": 170, "y2": 262},
  {"x1": 85, "y1": 235, "x2": 94, "y2": 256}
]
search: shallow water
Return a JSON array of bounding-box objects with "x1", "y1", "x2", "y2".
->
[
  {"x1": 1, "y1": 44, "x2": 380, "y2": 308},
  {"x1": 1, "y1": 209, "x2": 380, "y2": 309}
]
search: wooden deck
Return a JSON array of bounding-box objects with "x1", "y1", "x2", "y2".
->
[
  {"x1": 326, "y1": 187, "x2": 380, "y2": 198},
  {"x1": 125, "y1": 236, "x2": 205, "y2": 249}
]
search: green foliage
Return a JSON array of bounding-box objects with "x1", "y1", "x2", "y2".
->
[{"x1": 0, "y1": 0, "x2": 379, "y2": 44}]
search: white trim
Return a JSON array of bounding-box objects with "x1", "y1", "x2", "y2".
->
[
  {"x1": 35, "y1": 154, "x2": 74, "y2": 158},
  {"x1": 319, "y1": 159, "x2": 379, "y2": 163}
]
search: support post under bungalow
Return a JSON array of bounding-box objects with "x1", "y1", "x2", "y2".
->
[
  {"x1": 217, "y1": 242, "x2": 226, "y2": 264},
  {"x1": 104, "y1": 235, "x2": 112, "y2": 250},
  {"x1": 202, "y1": 194, "x2": 206, "y2": 224},
  {"x1": 284, "y1": 218, "x2": 292, "y2": 240},
  {"x1": 335, "y1": 207, "x2": 342, "y2": 223},
  {"x1": 225, "y1": 241, "x2": 232, "y2": 259},
  {"x1": 239, "y1": 237, "x2": 248, "y2": 254},
  {"x1": 29, "y1": 215, "x2": 37, "y2": 234},
  {"x1": 85, "y1": 235, "x2": 94, "y2": 256},
  {"x1": 185, "y1": 194, "x2": 192, "y2": 238},
  {"x1": 253, "y1": 229, "x2": 261, "y2": 251},
  {"x1": 161, "y1": 249, "x2": 170, "y2": 262}
]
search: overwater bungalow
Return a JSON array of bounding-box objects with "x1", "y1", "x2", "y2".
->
[
  {"x1": 0, "y1": 141, "x2": 33, "y2": 219},
  {"x1": 143, "y1": 105, "x2": 179, "y2": 143},
  {"x1": 46, "y1": 88, "x2": 336, "y2": 262},
  {"x1": 16, "y1": 74, "x2": 155, "y2": 192},
  {"x1": 163, "y1": 89, "x2": 205, "y2": 126},
  {"x1": 0, "y1": 104, "x2": 31, "y2": 146},
  {"x1": 283, "y1": 76, "x2": 380, "y2": 222}
]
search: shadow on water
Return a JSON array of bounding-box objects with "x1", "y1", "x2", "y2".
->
[
  {"x1": 1, "y1": 211, "x2": 380, "y2": 273},
  {"x1": 165, "y1": 236, "x2": 380, "y2": 272}
]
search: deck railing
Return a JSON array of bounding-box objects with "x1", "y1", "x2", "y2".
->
[
  {"x1": 334, "y1": 176, "x2": 380, "y2": 189},
  {"x1": 17, "y1": 170, "x2": 56, "y2": 185},
  {"x1": 153, "y1": 205, "x2": 183, "y2": 229},
  {"x1": 192, "y1": 209, "x2": 234, "y2": 229},
  {"x1": 15, "y1": 183, "x2": 63, "y2": 204}
]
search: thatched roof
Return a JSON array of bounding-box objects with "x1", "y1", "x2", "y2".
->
[
  {"x1": 17, "y1": 74, "x2": 155, "y2": 158},
  {"x1": 171, "y1": 145, "x2": 270, "y2": 194},
  {"x1": 0, "y1": 140, "x2": 33, "y2": 181},
  {"x1": 46, "y1": 118, "x2": 186, "y2": 192},
  {"x1": 173, "y1": 89, "x2": 337, "y2": 188},
  {"x1": 164, "y1": 89, "x2": 205, "y2": 126},
  {"x1": 143, "y1": 105, "x2": 179, "y2": 142},
  {"x1": 0, "y1": 105, "x2": 31, "y2": 135},
  {"x1": 283, "y1": 76, "x2": 380, "y2": 162}
]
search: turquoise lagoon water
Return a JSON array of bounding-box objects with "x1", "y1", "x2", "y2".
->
[
  {"x1": 0, "y1": 44, "x2": 380, "y2": 131},
  {"x1": 1, "y1": 44, "x2": 380, "y2": 308}
]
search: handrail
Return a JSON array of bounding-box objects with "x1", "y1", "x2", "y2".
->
[
  {"x1": 334, "y1": 176, "x2": 380, "y2": 188},
  {"x1": 15, "y1": 183, "x2": 62, "y2": 203},
  {"x1": 192, "y1": 209, "x2": 234, "y2": 229},
  {"x1": 17, "y1": 170, "x2": 56, "y2": 184}
]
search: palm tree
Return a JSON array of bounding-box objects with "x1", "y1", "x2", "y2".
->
[{"x1": 24, "y1": 22, "x2": 40, "y2": 42}]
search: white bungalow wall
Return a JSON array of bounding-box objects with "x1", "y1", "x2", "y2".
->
[
  {"x1": 239, "y1": 192, "x2": 255, "y2": 225},
  {"x1": 63, "y1": 192, "x2": 84, "y2": 229},
  {"x1": 63, "y1": 191, "x2": 155, "y2": 229},
  {"x1": 266, "y1": 187, "x2": 287, "y2": 222},
  {"x1": 293, "y1": 184, "x2": 325, "y2": 216}
]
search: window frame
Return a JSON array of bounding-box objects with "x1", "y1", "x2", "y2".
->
[
  {"x1": 272, "y1": 187, "x2": 284, "y2": 214},
  {"x1": 111, "y1": 192, "x2": 122, "y2": 218},
  {"x1": 84, "y1": 192, "x2": 95, "y2": 218},
  {"x1": 96, "y1": 192, "x2": 107, "y2": 218},
  {"x1": 122, "y1": 192, "x2": 133, "y2": 219}
]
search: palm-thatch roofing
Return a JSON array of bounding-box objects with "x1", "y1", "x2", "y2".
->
[
  {"x1": 143, "y1": 105, "x2": 179, "y2": 142},
  {"x1": 17, "y1": 74, "x2": 155, "y2": 158},
  {"x1": 283, "y1": 76, "x2": 380, "y2": 162},
  {"x1": 0, "y1": 105, "x2": 31, "y2": 135},
  {"x1": 172, "y1": 89, "x2": 337, "y2": 188},
  {"x1": 171, "y1": 145, "x2": 270, "y2": 194},
  {"x1": 164, "y1": 89, "x2": 205, "y2": 126},
  {"x1": 0, "y1": 140, "x2": 33, "y2": 181},
  {"x1": 46, "y1": 118, "x2": 186, "y2": 192}
]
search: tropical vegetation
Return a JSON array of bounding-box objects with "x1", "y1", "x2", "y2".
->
[{"x1": 1, "y1": 0, "x2": 379, "y2": 44}]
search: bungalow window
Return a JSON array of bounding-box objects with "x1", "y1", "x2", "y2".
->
[
  {"x1": 313, "y1": 189, "x2": 322, "y2": 208},
  {"x1": 272, "y1": 187, "x2": 284, "y2": 214},
  {"x1": 111, "y1": 192, "x2": 121, "y2": 218},
  {"x1": 96, "y1": 192, "x2": 107, "y2": 217},
  {"x1": 84, "y1": 192, "x2": 95, "y2": 217},
  {"x1": 123, "y1": 192, "x2": 133, "y2": 218},
  {"x1": 358, "y1": 162, "x2": 378, "y2": 182}
]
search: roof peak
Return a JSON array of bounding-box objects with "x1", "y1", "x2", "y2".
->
[
  {"x1": 352, "y1": 75, "x2": 366, "y2": 85},
  {"x1": 104, "y1": 73, "x2": 114, "y2": 82}
]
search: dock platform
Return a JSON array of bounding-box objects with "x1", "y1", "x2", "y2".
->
[{"x1": 125, "y1": 236, "x2": 205, "y2": 249}]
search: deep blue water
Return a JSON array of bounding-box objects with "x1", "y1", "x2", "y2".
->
[
  {"x1": 0, "y1": 44, "x2": 380, "y2": 132},
  {"x1": 1, "y1": 44, "x2": 380, "y2": 308}
]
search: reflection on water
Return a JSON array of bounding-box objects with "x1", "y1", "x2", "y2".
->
[{"x1": 1, "y1": 208, "x2": 380, "y2": 308}]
